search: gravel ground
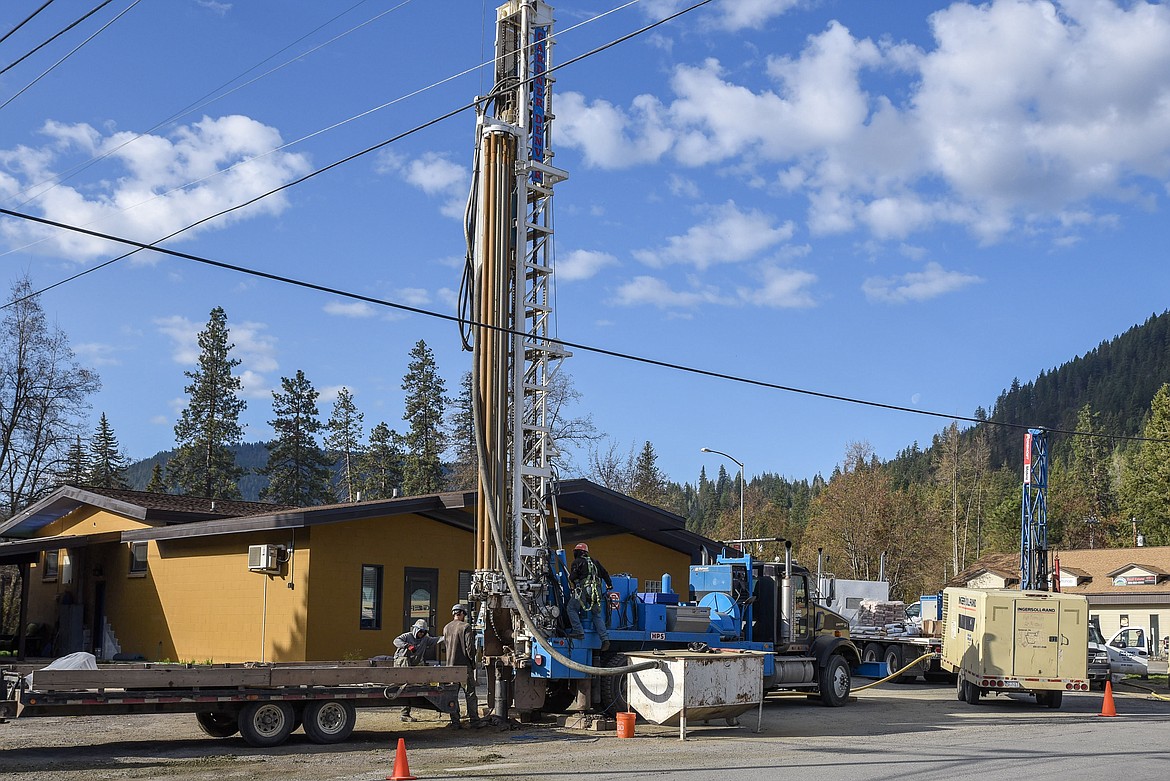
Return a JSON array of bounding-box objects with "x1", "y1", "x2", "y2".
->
[{"x1": 3, "y1": 681, "x2": 1169, "y2": 781}]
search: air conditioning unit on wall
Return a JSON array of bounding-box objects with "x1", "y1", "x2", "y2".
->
[{"x1": 248, "y1": 544, "x2": 281, "y2": 574}]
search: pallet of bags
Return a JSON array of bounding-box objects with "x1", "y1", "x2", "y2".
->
[{"x1": 853, "y1": 599, "x2": 907, "y2": 628}]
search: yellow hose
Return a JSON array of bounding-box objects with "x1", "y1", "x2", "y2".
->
[
  {"x1": 851, "y1": 652, "x2": 938, "y2": 693},
  {"x1": 1116, "y1": 678, "x2": 1170, "y2": 702}
]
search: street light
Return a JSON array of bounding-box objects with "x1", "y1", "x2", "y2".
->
[{"x1": 700, "y1": 447, "x2": 744, "y2": 543}]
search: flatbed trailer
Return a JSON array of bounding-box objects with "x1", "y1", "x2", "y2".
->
[
  {"x1": 1, "y1": 661, "x2": 464, "y2": 747},
  {"x1": 848, "y1": 630, "x2": 949, "y2": 682}
]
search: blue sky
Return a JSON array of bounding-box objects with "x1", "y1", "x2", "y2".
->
[{"x1": 1, "y1": 0, "x2": 1168, "y2": 488}]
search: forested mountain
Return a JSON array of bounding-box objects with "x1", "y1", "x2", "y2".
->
[
  {"x1": 984, "y1": 311, "x2": 1170, "y2": 471},
  {"x1": 126, "y1": 443, "x2": 271, "y2": 501}
]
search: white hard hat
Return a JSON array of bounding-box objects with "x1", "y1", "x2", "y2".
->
[{"x1": 411, "y1": 619, "x2": 429, "y2": 633}]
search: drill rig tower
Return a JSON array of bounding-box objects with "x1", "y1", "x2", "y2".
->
[
  {"x1": 466, "y1": 0, "x2": 570, "y2": 718},
  {"x1": 1021, "y1": 428, "x2": 1050, "y2": 591}
]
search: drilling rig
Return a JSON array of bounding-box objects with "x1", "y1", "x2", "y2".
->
[{"x1": 462, "y1": 0, "x2": 860, "y2": 721}]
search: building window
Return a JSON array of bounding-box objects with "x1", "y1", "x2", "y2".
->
[
  {"x1": 129, "y1": 542, "x2": 148, "y2": 576},
  {"x1": 42, "y1": 549, "x2": 59, "y2": 581},
  {"x1": 360, "y1": 565, "x2": 383, "y2": 630},
  {"x1": 458, "y1": 570, "x2": 473, "y2": 604}
]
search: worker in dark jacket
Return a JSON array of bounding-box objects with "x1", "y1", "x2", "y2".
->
[
  {"x1": 393, "y1": 619, "x2": 438, "y2": 721},
  {"x1": 441, "y1": 604, "x2": 479, "y2": 726},
  {"x1": 566, "y1": 542, "x2": 612, "y2": 650}
]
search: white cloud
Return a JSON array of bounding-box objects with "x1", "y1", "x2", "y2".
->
[
  {"x1": 633, "y1": 201, "x2": 795, "y2": 269},
  {"x1": 397, "y1": 288, "x2": 431, "y2": 306},
  {"x1": 557, "y1": 249, "x2": 617, "y2": 282},
  {"x1": 611, "y1": 275, "x2": 730, "y2": 309},
  {"x1": 556, "y1": 92, "x2": 673, "y2": 169},
  {"x1": 862, "y1": 261, "x2": 982, "y2": 304},
  {"x1": 640, "y1": 0, "x2": 800, "y2": 31},
  {"x1": 738, "y1": 265, "x2": 817, "y2": 308},
  {"x1": 379, "y1": 151, "x2": 468, "y2": 219},
  {"x1": 0, "y1": 116, "x2": 311, "y2": 262},
  {"x1": 559, "y1": 1, "x2": 1170, "y2": 246},
  {"x1": 324, "y1": 300, "x2": 376, "y2": 318},
  {"x1": 155, "y1": 314, "x2": 277, "y2": 397},
  {"x1": 74, "y1": 342, "x2": 122, "y2": 367}
]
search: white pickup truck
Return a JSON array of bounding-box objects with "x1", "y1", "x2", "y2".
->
[{"x1": 1104, "y1": 625, "x2": 1153, "y2": 676}]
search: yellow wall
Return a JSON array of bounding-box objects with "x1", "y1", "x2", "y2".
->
[
  {"x1": 577, "y1": 533, "x2": 692, "y2": 595},
  {"x1": 305, "y1": 516, "x2": 474, "y2": 660}
]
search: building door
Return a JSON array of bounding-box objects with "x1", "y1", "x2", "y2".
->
[{"x1": 403, "y1": 568, "x2": 439, "y2": 633}]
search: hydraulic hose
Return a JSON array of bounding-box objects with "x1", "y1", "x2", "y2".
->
[{"x1": 851, "y1": 652, "x2": 938, "y2": 692}]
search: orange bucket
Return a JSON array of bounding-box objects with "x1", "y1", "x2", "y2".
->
[{"x1": 616, "y1": 711, "x2": 636, "y2": 738}]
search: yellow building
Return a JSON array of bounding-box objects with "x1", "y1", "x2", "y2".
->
[{"x1": 0, "y1": 481, "x2": 717, "y2": 662}]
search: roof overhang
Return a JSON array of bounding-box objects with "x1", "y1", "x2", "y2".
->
[
  {"x1": 0, "y1": 486, "x2": 148, "y2": 538},
  {"x1": 0, "y1": 531, "x2": 123, "y2": 563},
  {"x1": 122, "y1": 492, "x2": 478, "y2": 542}
]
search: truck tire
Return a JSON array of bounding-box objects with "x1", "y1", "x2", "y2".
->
[
  {"x1": 238, "y1": 701, "x2": 296, "y2": 747},
  {"x1": 883, "y1": 645, "x2": 913, "y2": 683},
  {"x1": 195, "y1": 710, "x2": 239, "y2": 738},
  {"x1": 302, "y1": 700, "x2": 356, "y2": 744},
  {"x1": 818, "y1": 654, "x2": 851, "y2": 707},
  {"x1": 599, "y1": 652, "x2": 630, "y2": 714},
  {"x1": 1036, "y1": 691, "x2": 1063, "y2": 709},
  {"x1": 956, "y1": 676, "x2": 965, "y2": 701},
  {"x1": 861, "y1": 643, "x2": 883, "y2": 663},
  {"x1": 963, "y1": 679, "x2": 981, "y2": 705}
]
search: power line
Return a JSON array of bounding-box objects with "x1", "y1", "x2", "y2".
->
[
  {"x1": 0, "y1": 0, "x2": 115, "y2": 76},
  {"x1": 0, "y1": 0, "x2": 143, "y2": 112},
  {"x1": 1, "y1": 205, "x2": 1165, "y2": 447},
  {"x1": 0, "y1": 0, "x2": 57, "y2": 47},
  {"x1": 1, "y1": 0, "x2": 656, "y2": 258},
  {"x1": 5, "y1": 0, "x2": 412, "y2": 209}
]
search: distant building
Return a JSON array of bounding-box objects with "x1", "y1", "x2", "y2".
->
[
  {"x1": 0, "y1": 481, "x2": 719, "y2": 662},
  {"x1": 949, "y1": 547, "x2": 1170, "y2": 654}
]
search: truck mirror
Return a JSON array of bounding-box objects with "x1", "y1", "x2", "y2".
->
[{"x1": 827, "y1": 578, "x2": 836, "y2": 602}]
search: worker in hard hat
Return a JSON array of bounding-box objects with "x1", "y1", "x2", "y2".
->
[
  {"x1": 393, "y1": 619, "x2": 438, "y2": 721},
  {"x1": 566, "y1": 542, "x2": 613, "y2": 651},
  {"x1": 441, "y1": 603, "x2": 479, "y2": 727}
]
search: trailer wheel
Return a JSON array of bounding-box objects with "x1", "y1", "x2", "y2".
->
[
  {"x1": 599, "y1": 652, "x2": 630, "y2": 714},
  {"x1": 238, "y1": 701, "x2": 296, "y2": 747},
  {"x1": 1036, "y1": 691, "x2": 1063, "y2": 709},
  {"x1": 956, "y1": 676, "x2": 965, "y2": 701},
  {"x1": 861, "y1": 643, "x2": 883, "y2": 663},
  {"x1": 883, "y1": 645, "x2": 913, "y2": 683},
  {"x1": 818, "y1": 654, "x2": 851, "y2": 707},
  {"x1": 302, "y1": 700, "x2": 356, "y2": 744},
  {"x1": 195, "y1": 710, "x2": 239, "y2": 738},
  {"x1": 962, "y1": 680, "x2": 981, "y2": 705}
]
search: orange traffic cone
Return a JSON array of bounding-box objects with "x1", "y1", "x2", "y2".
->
[
  {"x1": 387, "y1": 737, "x2": 418, "y2": 780},
  {"x1": 1099, "y1": 679, "x2": 1117, "y2": 717}
]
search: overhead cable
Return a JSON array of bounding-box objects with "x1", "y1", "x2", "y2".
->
[
  {"x1": 0, "y1": 0, "x2": 57, "y2": 47},
  {"x1": 0, "y1": 0, "x2": 143, "y2": 112},
  {"x1": 1, "y1": 205, "x2": 1164, "y2": 447},
  {"x1": 0, "y1": 0, "x2": 115, "y2": 76}
]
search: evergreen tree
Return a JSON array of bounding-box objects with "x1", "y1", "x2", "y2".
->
[
  {"x1": 400, "y1": 340, "x2": 447, "y2": 495},
  {"x1": 446, "y1": 372, "x2": 477, "y2": 491},
  {"x1": 359, "y1": 421, "x2": 404, "y2": 499},
  {"x1": 1121, "y1": 383, "x2": 1170, "y2": 546},
  {"x1": 169, "y1": 307, "x2": 246, "y2": 499},
  {"x1": 325, "y1": 387, "x2": 364, "y2": 502},
  {"x1": 260, "y1": 370, "x2": 334, "y2": 506},
  {"x1": 146, "y1": 462, "x2": 168, "y2": 493},
  {"x1": 58, "y1": 435, "x2": 90, "y2": 485},
  {"x1": 87, "y1": 413, "x2": 130, "y2": 489},
  {"x1": 630, "y1": 440, "x2": 667, "y2": 506}
]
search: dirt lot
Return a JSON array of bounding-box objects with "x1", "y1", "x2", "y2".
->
[{"x1": 3, "y1": 681, "x2": 1169, "y2": 781}]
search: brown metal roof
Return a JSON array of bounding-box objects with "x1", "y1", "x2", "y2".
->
[{"x1": 950, "y1": 546, "x2": 1170, "y2": 596}]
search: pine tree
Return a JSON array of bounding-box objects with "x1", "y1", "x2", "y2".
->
[
  {"x1": 446, "y1": 372, "x2": 477, "y2": 491},
  {"x1": 59, "y1": 435, "x2": 90, "y2": 485},
  {"x1": 400, "y1": 340, "x2": 447, "y2": 495},
  {"x1": 169, "y1": 307, "x2": 246, "y2": 499},
  {"x1": 260, "y1": 370, "x2": 334, "y2": 506},
  {"x1": 359, "y1": 421, "x2": 404, "y2": 499},
  {"x1": 324, "y1": 387, "x2": 364, "y2": 502},
  {"x1": 630, "y1": 441, "x2": 667, "y2": 506},
  {"x1": 146, "y1": 462, "x2": 168, "y2": 493},
  {"x1": 1121, "y1": 383, "x2": 1170, "y2": 546},
  {"x1": 87, "y1": 412, "x2": 129, "y2": 489}
]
